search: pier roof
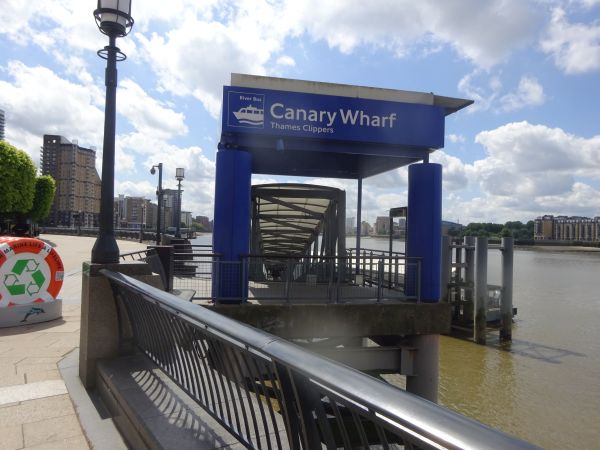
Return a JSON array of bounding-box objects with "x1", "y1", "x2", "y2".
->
[{"x1": 219, "y1": 74, "x2": 472, "y2": 179}]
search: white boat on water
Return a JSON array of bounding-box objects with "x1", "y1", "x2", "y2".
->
[{"x1": 233, "y1": 105, "x2": 264, "y2": 125}]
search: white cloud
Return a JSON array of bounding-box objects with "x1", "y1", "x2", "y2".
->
[
  {"x1": 540, "y1": 8, "x2": 600, "y2": 74},
  {"x1": 457, "y1": 70, "x2": 502, "y2": 113},
  {"x1": 0, "y1": 61, "x2": 104, "y2": 163},
  {"x1": 276, "y1": 56, "x2": 296, "y2": 67},
  {"x1": 500, "y1": 76, "x2": 545, "y2": 111},
  {"x1": 118, "y1": 79, "x2": 188, "y2": 139},
  {"x1": 135, "y1": 2, "x2": 288, "y2": 117},
  {"x1": 290, "y1": 0, "x2": 539, "y2": 68},
  {"x1": 447, "y1": 134, "x2": 466, "y2": 144}
]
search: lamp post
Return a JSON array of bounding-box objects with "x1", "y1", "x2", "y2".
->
[
  {"x1": 91, "y1": 0, "x2": 134, "y2": 264},
  {"x1": 175, "y1": 168, "x2": 185, "y2": 238},
  {"x1": 151, "y1": 163, "x2": 163, "y2": 245}
]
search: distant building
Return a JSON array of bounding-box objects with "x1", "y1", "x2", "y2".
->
[
  {"x1": 345, "y1": 217, "x2": 355, "y2": 234},
  {"x1": 114, "y1": 195, "x2": 150, "y2": 229},
  {"x1": 181, "y1": 211, "x2": 192, "y2": 228},
  {"x1": 534, "y1": 215, "x2": 555, "y2": 240},
  {"x1": 0, "y1": 109, "x2": 5, "y2": 141},
  {"x1": 162, "y1": 188, "x2": 181, "y2": 229},
  {"x1": 41, "y1": 135, "x2": 101, "y2": 227},
  {"x1": 145, "y1": 202, "x2": 158, "y2": 231},
  {"x1": 441, "y1": 220, "x2": 463, "y2": 236},
  {"x1": 534, "y1": 215, "x2": 600, "y2": 241},
  {"x1": 375, "y1": 216, "x2": 389, "y2": 235},
  {"x1": 360, "y1": 221, "x2": 373, "y2": 236},
  {"x1": 194, "y1": 215, "x2": 212, "y2": 231}
]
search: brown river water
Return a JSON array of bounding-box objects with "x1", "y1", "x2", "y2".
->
[{"x1": 196, "y1": 235, "x2": 600, "y2": 448}]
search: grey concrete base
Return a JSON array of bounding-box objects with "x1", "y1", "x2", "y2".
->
[
  {"x1": 58, "y1": 348, "x2": 127, "y2": 450},
  {"x1": 96, "y1": 354, "x2": 244, "y2": 450},
  {"x1": 209, "y1": 302, "x2": 452, "y2": 339},
  {"x1": 406, "y1": 334, "x2": 439, "y2": 403},
  {"x1": 79, "y1": 261, "x2": 162, "y2": 389},
  {"x1": 0, "y1": 299, "x2": 62, "y2": 328}
]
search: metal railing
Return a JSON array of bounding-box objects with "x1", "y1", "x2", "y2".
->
[
  {"x1": 102, "y1": 269, "x2": 538, "y2": 450},
  {"x1": 169, "y1": 248, "x2": 422, "y2": 302},
  {"x1": 244, "y1": 254, "x2": 421, "y2": 303},
  {"x1": 172, "y1": 245, "x2": 219, "y2": 298},
  {"x1": 119, "y1": 249, "x2": 152, "y2": 261}
]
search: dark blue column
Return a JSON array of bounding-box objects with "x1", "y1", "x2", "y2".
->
[
  {"x1": 212, "y1": 149, "x2": 252, "y2": 302},
  {"x1": 405, "y1": 163, "x2": 442, "y2": 302}
]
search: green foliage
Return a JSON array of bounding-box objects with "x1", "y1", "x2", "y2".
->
[
  {"x1": 192, "y1": 222, "x2": 206, "y2": 232},
  {"x1": 29, "y1": 175, "x2": 56, "y2": 221},
  {"x1": 0, "y1": 141, "x2": 36, "y2": 214},
  {"x1": 459, "y1": 220, "x2": 533, "y2": 240}
]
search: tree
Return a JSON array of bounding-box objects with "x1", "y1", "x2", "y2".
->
[
  {"x1": 29, "y1": 175, "x2": 56, "y2": 221},
  {"x1": 0, "y1": 141, "x2": 36, "y2": 214}
]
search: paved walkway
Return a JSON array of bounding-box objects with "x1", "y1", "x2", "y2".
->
[{"x1": 0, "y1": 235, "x2": 147, "y2": 450}]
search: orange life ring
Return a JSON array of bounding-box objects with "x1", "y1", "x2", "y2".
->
[{"x1": 0, "y1": 237, "x2": 64, "y2": 307}]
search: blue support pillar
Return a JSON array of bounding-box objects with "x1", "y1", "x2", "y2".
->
[
  {"x1": 405, "y1": 163, "x2": 442, "y2": 302},
  {"x1": 212, "y1": 149, "x2": 252, "y2": 302}
]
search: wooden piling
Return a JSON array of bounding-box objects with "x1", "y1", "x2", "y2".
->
[
  {"x1": 500, "y1": 237, "x2": 514, "y2": 341},
  {"x1": 440, "y1": 235, "x2": 451, "y2": 303},
  {"x1": 463, "y1": 236, "x2": 475, "y2": 322},
  {"x1": 474, "y1": 237, "x2": 488, "y2": 345}
]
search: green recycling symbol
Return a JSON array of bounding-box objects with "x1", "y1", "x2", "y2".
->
[{"x1": 3, "y1": 259, "x2": 46, "y2": 296}]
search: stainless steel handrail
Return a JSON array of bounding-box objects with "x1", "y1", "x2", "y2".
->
[{"x1": 102, "y1": 269, "x2": 538, "y2": 450}]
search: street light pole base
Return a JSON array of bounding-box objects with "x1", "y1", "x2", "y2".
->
[{"x1": 91, "y1": 234, "x2": 120, "y2": 264}]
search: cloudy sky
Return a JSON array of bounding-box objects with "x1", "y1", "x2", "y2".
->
[{"x1": 1, "y1": 0, "x2": 599, "y2": 225}]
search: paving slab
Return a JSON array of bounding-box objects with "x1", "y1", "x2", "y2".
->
[{"x1": 0, "y1": 380, "x2": 67, "y2": 406}]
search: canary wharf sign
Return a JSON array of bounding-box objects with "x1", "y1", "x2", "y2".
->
[{"x1": 222, "y1": 86, "x2": 445, "y2": 148}]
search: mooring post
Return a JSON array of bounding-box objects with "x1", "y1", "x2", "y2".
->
[
  {"x1": 463, "y1": 236, "x2": 475, "y2": 322},
  {"x1": 440, "y1": 235, "x2": 451, "y2": 303},
  {"x1": 453, "y1": 240, "x2": 462, "y2": 319},
  {"x1": 474, "y1": 237, "x2": 488, "y2": 345},
  {"x1": 500, "y1": 237, "x2": 514, "y2": 341}
]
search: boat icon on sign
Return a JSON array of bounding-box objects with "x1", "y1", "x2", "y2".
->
[{"x1": 233, "y1": 105, "x2": 264, "y2": 126}]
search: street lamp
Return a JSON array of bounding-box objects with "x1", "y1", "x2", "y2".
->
[
  {"x1": 175, "y1": 168, "x2": 185, "y2": 238},
  {"x1": 91, "y1": 0, "x2": 134, "y2": 264},
  {"x1": 150, "y1": 163, "x2": 163, "y2": 245}
]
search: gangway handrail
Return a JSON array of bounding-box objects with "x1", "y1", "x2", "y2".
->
[
  {"x1": 348, "y1": 247, "x2": 406, "y2": 257},
  {"x1": 102, "y1": 268, "x2": 538, "y2": 450}
]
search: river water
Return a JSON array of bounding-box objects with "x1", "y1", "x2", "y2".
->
[{"x1": 195, "y1": 234, "x2": 600, "y2": 448}]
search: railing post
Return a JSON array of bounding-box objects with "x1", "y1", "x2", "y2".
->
[
  {"x1": 241, "y1": 257, "x2": 248, "y2": 303},
  {"x1": 285, "y1": 259, "x2": 292, "y2": 303},
  {"x1": 377, "y1": 260, "x2": 384, "y2": 302},
  {"x1": 440, "y1": 235, "x2": 451, "y2": 302},
  {"x1": 464, "y1": 236, "x2": 475, "y2": 322},
  {"x1": 500, "y1": 237, "x2": 514, "y2": 341},
  {"x1": 335, "y1": 258, "x2": 341, "y2": 304},
  {"x1": 474, "y1": 237, "x2": 488, "y2": 345}
]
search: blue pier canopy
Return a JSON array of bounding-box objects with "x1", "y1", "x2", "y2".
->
[{"x1": 219, "y1": 74, "x2": 473, "y2": 178}]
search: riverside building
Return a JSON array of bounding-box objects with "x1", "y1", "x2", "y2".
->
[
  {"x1": 534, "y1": 215, "x2": 600, "y2": 241},
  {"x1": 41, "y1": 135, "x2": 101, "y2": 227}
]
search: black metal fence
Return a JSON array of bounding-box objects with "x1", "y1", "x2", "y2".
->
[
  {"x1": 102, "y1": 269, "x2": 537, "y2": 450},
  {"x1": 169, "y1": 246, "x2": 422, "y2": 303}
]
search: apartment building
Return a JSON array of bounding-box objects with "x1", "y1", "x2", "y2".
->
[
  {"x1": 41, "y1": 135, "x2": 100, "y2": 227},
  {"x1": 534, "y1": 215, "x2": 600, "y2": 241}
]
